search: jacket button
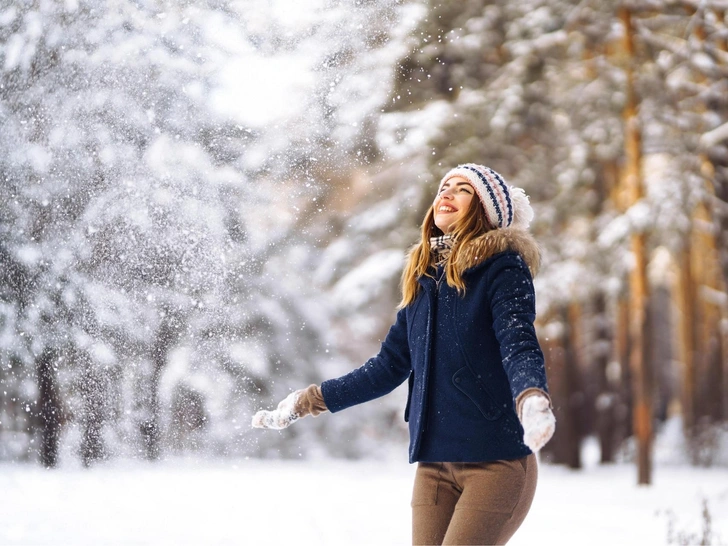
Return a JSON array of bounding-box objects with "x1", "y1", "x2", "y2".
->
[{"x1": 454, "y1": 377, "x2": 461, "y2": 383}]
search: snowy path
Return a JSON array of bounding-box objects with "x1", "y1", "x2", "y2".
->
[{"x1": 1, "y1": 458, "x2": 727, "y2": 545}]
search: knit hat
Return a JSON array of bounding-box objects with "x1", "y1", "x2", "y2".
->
[{"x1": 439, "y1": 163, "x2": 534, "y2": 230}]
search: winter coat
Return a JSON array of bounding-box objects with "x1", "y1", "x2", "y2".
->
[{"x1": 320, "y1": 228, "x2": 549, "y2": 464}]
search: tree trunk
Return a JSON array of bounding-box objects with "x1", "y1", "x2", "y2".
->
[
  {"x1": 140, "y1": 312, "x2": 182, "y2": 461},
  {"x1": 685, "y1": 0, "x2": 728, "y2": 431},
  {"x1": 37, "y1": 348, "x2": 62, "y2": 468},
  {"x1": 546, "y1": 306, "x2": 583, "y2": 469},
  {"x1": 677, "y1": 247, "x2": 697, "y2": 434},
  {"x1": 678, "y1": 195, "x2": 727, "y2": 465},
  {"x1": 80, "y1": 355, "x2": 107, "y2": 467},
  {"x1": 616, "y1": 297, "x2": 633, "y2": 443},
  {"x1": 565, "y1": 304, "x2": 583, "y2": 469},
  {"x1": 593, "y1": 293, "x2": 619, "y2": 463},
  {"x1": 620, "y1": 6, "x2": 653, "y2": 485},
  {"x1": 650, "y1": 285, "x2": 674, "y2": 423}
]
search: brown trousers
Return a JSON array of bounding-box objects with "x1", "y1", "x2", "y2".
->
[{"x1": 411, "y1": 455, "x2": 537, "y2": 545}]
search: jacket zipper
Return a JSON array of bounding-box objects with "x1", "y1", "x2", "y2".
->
[{"x1": 435, "y1": 265, "x2": 446, "y2": 292}]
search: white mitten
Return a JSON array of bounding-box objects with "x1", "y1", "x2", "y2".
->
[
  {"x1": 520, "y1": 394, "x2": 556, "y2": 452},
  {"x1": 251, "y1": 390, "x2": 302, "y2": 430},
  {"x1": 251, "y1": 385, "x2": 327, "y2": 430}
]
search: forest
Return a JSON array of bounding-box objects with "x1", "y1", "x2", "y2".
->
[{"x1": 1, "y1": 0, "x2": 727, "y2": 487}]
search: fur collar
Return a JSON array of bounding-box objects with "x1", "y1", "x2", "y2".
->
[{"x1": 453, "y1": 228, "x2": 541, "y2": 277}]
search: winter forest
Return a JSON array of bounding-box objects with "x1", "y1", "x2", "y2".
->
[{"x1": 3, "y1": 0, "x2": 728, "y2": 511}]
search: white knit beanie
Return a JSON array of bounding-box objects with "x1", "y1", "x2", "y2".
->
[{"x1": 439, "y1": 163, "x2": 534, "y2": 230}]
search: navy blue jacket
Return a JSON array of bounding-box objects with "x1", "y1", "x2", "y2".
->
[{"x1": 321, "y1": 229, "x2": 549, "y2": 463}]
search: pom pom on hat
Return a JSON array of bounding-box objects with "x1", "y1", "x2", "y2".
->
[{"x1": 439, "y1": 163, "x2": 534, "y2": 230}]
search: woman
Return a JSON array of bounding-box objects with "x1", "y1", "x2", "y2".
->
[{"x1": 252, "y1": 163, "x2": 555, "y2": 545}]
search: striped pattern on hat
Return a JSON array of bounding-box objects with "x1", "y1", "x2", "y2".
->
[{"x1": 439, "y1": 163, "x2": 534, "y2": 230}]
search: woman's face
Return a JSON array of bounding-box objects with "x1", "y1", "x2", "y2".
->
[{"x1": 433, "y1": 176, "x2": 475, "y2": 234}]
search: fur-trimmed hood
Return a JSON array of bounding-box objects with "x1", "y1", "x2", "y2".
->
[{"x1": 453, "y1": 227, "x2": 541, "y2": 277}]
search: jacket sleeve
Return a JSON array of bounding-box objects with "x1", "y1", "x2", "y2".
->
[
  {"x1": 486, "y1": 252, "x2": 549, "y2": 402},
  {"x1": 321, "y1": 307, "x2": 412, "y2": 413}
]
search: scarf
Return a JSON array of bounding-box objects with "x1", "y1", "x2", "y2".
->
[{"x1": 430, "y1": 234, "x2": 456, "y2": 266}]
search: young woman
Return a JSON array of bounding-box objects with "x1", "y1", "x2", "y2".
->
[{"x1": 252, "y1": 163, "x2": 555, "y2": 545}]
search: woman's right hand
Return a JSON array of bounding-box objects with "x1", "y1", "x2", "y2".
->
[
  {"x1": 251, "y1": 384, "x2": 328, "y2": 430},
  {"x1": 251, "y1": 390, "x2": 303, "y2": 430}
]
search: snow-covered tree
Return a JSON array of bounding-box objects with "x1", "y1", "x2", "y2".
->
[{"x1": 1, "y1": 0, "x2": 426, "y2": 465}]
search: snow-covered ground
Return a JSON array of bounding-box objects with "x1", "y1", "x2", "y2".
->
[{"x1": 2, "y1": 454, "x2": 727, "y2": 546}]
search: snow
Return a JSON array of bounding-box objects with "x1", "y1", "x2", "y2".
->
[
  {"x1": 1, "y1": 458, "x2": 726, "y2": 545},
  {"x1": 377, "y1": 101, "x2": 452, "y2": 161},
  {"x1": 212, "y1": 55, "x2": 315, "y2": 127},
  {"x1": 332, "y1": 249, "x2": 405, "y2": 311},
  {"x1": 701, "y1": 120, "x2": 728, "y2": 148}
]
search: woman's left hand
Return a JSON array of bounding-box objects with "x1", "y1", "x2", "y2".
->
[{"x1": 519, "y1": 394, "x2": 556, "y2": 452}]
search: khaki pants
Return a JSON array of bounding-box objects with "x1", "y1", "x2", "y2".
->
[{"x1": 411, "y1": 455, "x2": 537, "y2": 545}]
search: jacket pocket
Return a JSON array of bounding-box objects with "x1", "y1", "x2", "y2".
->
[{"x1": 452, "y1": 366, "x2": 503, "y2": 420}]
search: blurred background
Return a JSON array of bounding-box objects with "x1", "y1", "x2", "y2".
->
[{"x1": 1, "y1": 0, "x2": 727, "y2": 486}]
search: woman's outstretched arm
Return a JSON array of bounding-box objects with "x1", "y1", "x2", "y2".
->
[{"x1": 252, "y1": 307, "x2": 411, "y2": 429}]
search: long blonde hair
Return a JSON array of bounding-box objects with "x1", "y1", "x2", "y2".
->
[{"x1": 399, "y1": 194, "x2": 491, "y2": 308}]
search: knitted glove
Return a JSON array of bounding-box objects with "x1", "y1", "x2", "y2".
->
[
  {"x1": 251, "y1": 384, "x2": 327, "y2": 430},
  {"x1": 518, "y1": 392, "x2": 556, "y2": 452}
]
